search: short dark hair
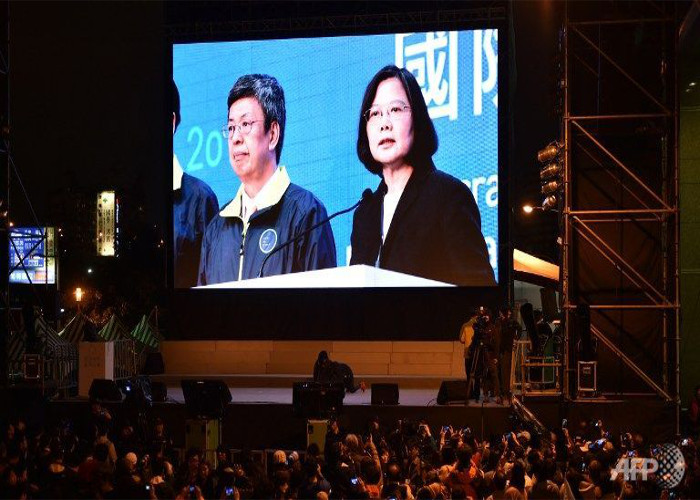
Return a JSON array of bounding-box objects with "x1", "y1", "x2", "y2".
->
[
  {"x1": 416, "y1": 486, "x2": 433, "y2": 499},
  {"x1": 451, "y1": 486, "x2": 467, "y2": 499},
  {"x1": 357, "y1": 65, "x2": 438, "y2": 175},
  {"x1": 227, "y1": 74, "x2": 286, "y2": 163},
  {"x1": 493, "y1": 470, "x2": 507, "y2": 490},
  {"x1": 172, "y1": 80, "x2": 181, "y2": 132},
  {"x1": 510, "y1": 462, "x2": 526, "y2": 490},
  {"x1": 456, "y1": 445, "x2": 473, "y2": 470}
]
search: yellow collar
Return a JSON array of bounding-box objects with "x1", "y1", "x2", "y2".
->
[
  {"x1": 173, "y1": 154, "x2": 184, "y2": 191},
  {"x1": 219, "y1": 165, "x2": 291, "y2": 218}
]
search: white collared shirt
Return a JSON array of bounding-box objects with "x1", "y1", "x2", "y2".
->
[
  {"x1": 240, "y1": 189, "x2": 257, "y2": 226},
  {"x1": 219, "y1": 165, "x2": 291, "y2": 224},
  {"x1": 173, "y1": 154, "x2": 184, "y2": 191},
  {"x1": 382, "y1": 187, "x2": 403, "y2": 242}
]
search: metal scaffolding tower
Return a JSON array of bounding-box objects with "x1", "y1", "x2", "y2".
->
[{"x1": 561, "y1": 2, "x2": 680, "y2": 431}]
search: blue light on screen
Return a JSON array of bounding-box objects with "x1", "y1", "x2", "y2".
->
[{"x1": 174, "y1": 29, "x2": 499, "y2": 281}]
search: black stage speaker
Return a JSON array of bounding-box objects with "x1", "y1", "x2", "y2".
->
[
  {"x1": 371, "y1": 383, "x2": 399, "y2": 405},
  {"x1": 151, "y1": 382, "x2": 167, "y2": 402},
  {"x1": 181, "y1": 380, "x2": 232, "y2": 419},
  {"x1": 437, "y1": 380, "x2": 467, "y2": 405},
  {"x1": 575, "y1": 304, "x2": 593, "y2": 361},
  {"x1": 293, "y1": 381, "x2": 344, "y2": 418},
  {"x1": 143, "y1": 352, "x2": 165, "y2": 375},
  {"x1": 89, "y1": 379, "x2": 123, "y2": 402}
]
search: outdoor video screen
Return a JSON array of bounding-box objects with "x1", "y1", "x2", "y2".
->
[
  {"x1": 173, "y1": 29, "x2": 500, "y2": 289},
  {"x1": 9, "y1": 227, "x2": 57, "y2": 285}
]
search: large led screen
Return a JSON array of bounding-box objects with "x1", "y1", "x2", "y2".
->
[{"x1": 173, "y1": 29, "x2": 500, "y2": 289}]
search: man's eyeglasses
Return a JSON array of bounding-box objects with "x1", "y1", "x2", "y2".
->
[
  {"x1": 364, "y1": 101, "x2": 411, "y2": 124},
  {"x1": 221, "y1": 120, "x2": 261, "y2": 139}
]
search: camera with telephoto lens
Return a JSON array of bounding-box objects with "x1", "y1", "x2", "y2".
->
[
  {"x1": 473, "y1": 314, "x2": 490, "y2": 332},
  {"x1": 471, "y1": 315, "x2": 489, "y2": 351}
]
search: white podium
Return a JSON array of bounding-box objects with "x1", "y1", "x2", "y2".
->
[
  {"x1": 79, "y1": 341, "x2": 115, "y2": 397},
  {"x1": 197, "y1": 264, "x2": 454, "y2": 289}
]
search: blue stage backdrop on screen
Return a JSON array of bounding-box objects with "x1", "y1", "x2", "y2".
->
[{"x1": 174, "y1": 29, "x2": 499, "y2": 285}]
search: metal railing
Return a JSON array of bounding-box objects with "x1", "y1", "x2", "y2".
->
[{"x1": 114, "y1": 339, "x2": 138, "y2": 380}]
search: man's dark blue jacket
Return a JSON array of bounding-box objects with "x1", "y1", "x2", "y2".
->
[
  {"x1": 198, "y1": 167, "x2": 336, "y2": 285},
  {"x1": 173, "y1": 164, "x2": 219, "y2": 288}
]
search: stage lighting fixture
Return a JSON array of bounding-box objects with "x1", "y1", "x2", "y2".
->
[
  {"x1": 523, "y1": 204, "x2": 547, "y2": 214},
  {"x1": 536, "y1": 141, "x2": 563, "y2": 211},
  {"x1": 74, "y1": 287, "x2": 83, "y2": 302},
  {"x1": 539, "y1": 163, "x2": 561, "y2": 181},
  {"x1": 537, "y1": 142, "x2": 561, "y2": 163},
  {"x1": 541, "y1": 180, "x2": 560, "y2": 196},
  {"x1": 542, "y1": 195, "x2": 558, "y2": 211}
]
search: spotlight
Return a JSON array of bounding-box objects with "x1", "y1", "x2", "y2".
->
[
  {"x1": 537, "y1": 142, "x2": 561, "y2": 163},
  {"x1": 537, "y1": 141, "x2": 563, "y2": 210},
  {"x1": 540, "y1": 163, "x2": 561, "y2": 181},
  {"x1": 523, "y1": 204, "x2": 534, "y2": 214},
  {"x1": 542, "y1": 180, "x2": 560, "y2": 196},
  {"x1": 542, "y1": 195, "x2": 558, "y2": 211},
  {"x1": 75, "y1": 287, "x2": 83, "y2": 302}
]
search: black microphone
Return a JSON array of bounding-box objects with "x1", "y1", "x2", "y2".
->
[{"x1": 258, "y1": 188, "x2": 373, "y2": 278}]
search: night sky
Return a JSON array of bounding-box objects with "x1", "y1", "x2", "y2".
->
[{"x1": 9, "y1": 1, "x2": 166, "y2": 226}]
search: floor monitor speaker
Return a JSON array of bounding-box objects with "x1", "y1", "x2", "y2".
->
[{"x1": 371, "y1": 383, "x2": 399, "y2": 405}]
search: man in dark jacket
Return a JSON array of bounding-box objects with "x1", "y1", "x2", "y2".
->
[
  {"x1": 198, "y1": 74, "x2": 336, "y2": 285},
  {"x1": 313, "y1": 351, "x2": 363, "y2": 393},
  {"x1": 172, "y1": 80, "x2": 219, "y2": 288}
]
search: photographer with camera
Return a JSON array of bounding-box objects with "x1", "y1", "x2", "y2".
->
[{"x1": 463, "y1": 307, "x2": 500, "y2": 404}]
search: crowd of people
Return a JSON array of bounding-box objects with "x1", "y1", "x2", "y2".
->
[{"x1": 1, "y1": 397, "x2": 699, "y2": 500}]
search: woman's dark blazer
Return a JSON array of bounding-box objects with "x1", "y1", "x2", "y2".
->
[{"x1": 350, "y1": 164, "x2": 496, "y2": 286}]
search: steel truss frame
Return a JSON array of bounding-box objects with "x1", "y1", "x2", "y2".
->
[
  {"x1": 561, "y1": 2, "x2": 680, "y2": 432},
  {"x1": 0, "y1": 0, "x2": 8, "y2": 388},
  {"x1": 166, "y1": 7, "x2": 507, "y2": 40}
]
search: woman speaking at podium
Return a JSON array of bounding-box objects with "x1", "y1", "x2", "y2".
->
[{"x1": 350, "y1": 65, "x2": 495, "y2": 286}]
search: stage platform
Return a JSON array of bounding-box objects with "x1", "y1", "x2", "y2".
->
[
  {"x1": 37, "y1": 379, "x2": 511, "y2": 450},
  {"x1": 162, "y1": 386, "x2": 486, "y2": 407},
  {"x1": 6, "y1": 377, "x2": 677, "y2": 451}
]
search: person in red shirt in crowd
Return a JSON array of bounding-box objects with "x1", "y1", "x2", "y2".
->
[{"x1": 445, "y1": 445, "x2": 483, "y2": 499}]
